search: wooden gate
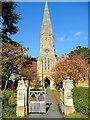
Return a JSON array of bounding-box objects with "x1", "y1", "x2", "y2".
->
[{"x1": 28, "y1": 90, "x2": 46, "y2": 113}]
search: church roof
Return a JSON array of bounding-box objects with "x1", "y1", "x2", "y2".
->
[
  {"x1": 41, "y1": 1, "x2": 53, "y2": 35},
  {"x1": 31, "y1": 57, "x2": 38, "y2": 61}
]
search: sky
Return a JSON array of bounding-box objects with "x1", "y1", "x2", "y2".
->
[{"x1": 11, "y1": 2, "x2": 88, "y2": 57}]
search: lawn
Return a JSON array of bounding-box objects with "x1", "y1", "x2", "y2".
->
[
  {"x1": 64, "y1": 112, "x2": 88, "y2": 120},
  {"x1": 53, "y1": 89, "x2": 60, "y2": 104}
]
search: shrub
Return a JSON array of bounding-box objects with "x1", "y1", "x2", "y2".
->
[
  {"x1": 72, "y1": 87, "x2": 90, "y2": 116},
  {"x1": 8, "y1": 97, "x2": 16, "y2": 106},
  {"x1": 2, "y1": 90, "x2": 17, "y2": 106},
  {"x1": 2, "y1": 106, "x2": 17, "y2": 118},
  {"x1": 2, "y1": 90, "x2": 17, "y2": 117}
]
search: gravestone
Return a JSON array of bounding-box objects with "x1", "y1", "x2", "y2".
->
[
  {"x1": 16, "y1": 77, "x2": 28, "y2": 116},
  {"x1": 60, "y1": 76, "x2": 75, "y2": 115}
]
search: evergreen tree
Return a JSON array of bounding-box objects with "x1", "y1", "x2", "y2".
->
[
  {"x1": 2, "y1": 2, "x2": 20, "y2": 44},
  {"x1": 69, "y1": 46, "x2": 90, "y2": 61}
]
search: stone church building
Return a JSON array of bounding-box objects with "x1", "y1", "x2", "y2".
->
[
  {"x1": 31, "y1": 2, "x2": 88, "y2": 89},
  {"x1": 37, "y1": 1, "x2": 57, "y2": 89}
]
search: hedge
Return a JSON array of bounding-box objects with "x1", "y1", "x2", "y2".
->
[
  {"x1": 72, "y1": 87, "x2": 90, "y2": 117},
  {"x1": 2, "y1": 90, "x2": 17, "y2": 118}
]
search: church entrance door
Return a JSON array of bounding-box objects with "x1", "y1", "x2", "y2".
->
[{"x1": 45, "y1": 78, "x2": 50, "y2": 88}]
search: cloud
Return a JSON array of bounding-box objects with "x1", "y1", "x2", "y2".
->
[
  {"x1": 75, "y1": 32, "x2": 84, "y2": 36},
  {"x1": 57, "y1": 32, "x2": 86, "y2": 43},
  {"x1": 60, "y1": 37, "x2": 64, "y2": 41}
]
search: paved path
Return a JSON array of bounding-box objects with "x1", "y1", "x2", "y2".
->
[{"x1": 28, "y1": 88, "x2": 63, "y2": 118}]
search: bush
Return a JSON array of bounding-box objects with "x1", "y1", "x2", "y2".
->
[
  {"x1": 72, "y1": 87, "x2": 90, "y2": 116},
  {"x1": 2, "y1": 90, "x2": 17, "y2": 117},
  {"x1": 2, "y1": 106, "x2": 17, "y2": 118}
]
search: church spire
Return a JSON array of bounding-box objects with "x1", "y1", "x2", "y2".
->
[{"x1": 41, "y1": 1, "x2": 53, "y2": 35}]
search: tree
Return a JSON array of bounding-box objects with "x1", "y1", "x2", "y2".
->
[
  {"x1": 69, "y1": 46, "x2": 90, "y2": 73},
  {"x1": 2, "y1": 2, "x2": 20, "y2": 44},
  {"x1": 2, "y1": 44, "x2": 28, "y2": 90},
  {"x1": 69, "y1": 46, "x2": 89, "y2": 60},
  {"x1": 1, "y1": 2, "x2": 29, "y2": 90},
  {"x1": 52, "y1": 53, "x2": 88, "y2": 88},
  {"x1": 20, "y1": 57, "x2": 40, "y2": 88}
]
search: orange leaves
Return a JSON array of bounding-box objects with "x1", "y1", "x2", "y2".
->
[
  {"x1": 52, "y1": 53, "x2": 88, "y2": 87},
  {"x1": 3, "y1": 57, "x2": 13, "y2": 63},
  {"x1": 2, "y1": 44, "x2": 27, "y2": 58},
  {"x1": 17, "y1": 52, "x2": 24, "y2": 56},
  {"x1": 2, "y1": 43, "x2": 28, "y2": 78},
  {"x1": 5, "y1": 44, "x2": 17, "y2": 52},
  {"x1": 2, "y1": 44, "x2": 27, "y2": 56}
]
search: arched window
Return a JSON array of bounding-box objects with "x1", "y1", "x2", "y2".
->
[
  {"x1": 45, "y1": 58, "x2": 46, "y2": 70},
  {"x1": 48, "y1": 58, "x2": 50, "y2": 70},
  {"x1": 44, "y1": 57, "x2": 50, "y2": 70}
]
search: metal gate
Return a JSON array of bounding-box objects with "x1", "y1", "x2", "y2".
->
[{"x1": 28, "y1": 90, "x2": 46, "y2": 113}]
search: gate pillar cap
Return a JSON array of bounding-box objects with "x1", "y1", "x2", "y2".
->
[
  {"x1": 63, "y1": 77, "x2": 74, "y2": 90},
  {"x1": 17, "y1": 77, "x2": 27, "y2": 90}
]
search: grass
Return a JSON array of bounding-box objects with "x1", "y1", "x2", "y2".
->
[
  {"x1": 52, "y1": 89, "x2": 88, "y2": 120},
  {"x1": 53, "y1": 89, "x2": 60, "y2": 104},
  {"x1": 53, "y1": 89, "x2": 64, "y2": 116},
  {"x1": 64, "y1": 112, "x2": 89, "y2": 120}
]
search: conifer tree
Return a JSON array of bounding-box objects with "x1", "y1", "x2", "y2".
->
[{"x1": 2, "y1": 2, "x2": 20, "y2": 45}]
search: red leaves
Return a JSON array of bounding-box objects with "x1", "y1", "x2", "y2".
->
[
  {"x1": 52, "y1": 53, "x2": 88, "y2": 87},
  {"x1": 10, "y1": 83, "x2": 16, "y2": 90},
  {"x1": 20, "y1": 59, "x2": 38, "y2": 82},
  {"x1": 81, "y1": 67, "x2": 87, "y2": 71}
]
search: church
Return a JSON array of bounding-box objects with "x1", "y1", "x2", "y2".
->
[
  {"x1": 28, "y1": 1, "x2": 89, "y2": 89},
  {"x1": 37, "y1": 1, "x2": 57, "y2": 89}
]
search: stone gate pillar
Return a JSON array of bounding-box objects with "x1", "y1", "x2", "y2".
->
[
  {"x1": 63, "y1": 77, "x2": 75, "y2": 115},
  {"x1": 16, "y1": 77, "x2": 28, "y2": 116}
]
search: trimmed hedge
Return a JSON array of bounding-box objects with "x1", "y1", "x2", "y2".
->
[{"x1": 72, "y1": 87, "x2": 90, "y2": 116}]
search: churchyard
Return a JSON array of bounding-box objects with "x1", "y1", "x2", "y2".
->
[{"x1": 1, "y1": 76, "x2": 89, "y2": 119}]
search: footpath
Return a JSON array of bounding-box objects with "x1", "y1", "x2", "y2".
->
[{"x1": 28, "y1": 88, "x2": 63, "y2": 119}]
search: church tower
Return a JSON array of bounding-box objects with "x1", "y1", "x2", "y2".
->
[{"x1": 37, "y1": 1, "x2": 56, "y2": 89}]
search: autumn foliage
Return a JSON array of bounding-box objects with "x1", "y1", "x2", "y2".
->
[
  {"x1": 2, "y1": 44, "x2": 28, "y2": 89},
  {"x1": 52, "y1": 53, "x2": 88, "y2": 88},
  {"x1": 20, "y1": 57, "x2": 40, "y2": 88},
  {"x1": 2, "y1": 44, "x2": 28, "y2": 76},
  {"x1": 20, "y1": 60, "x2": 37, "y2": 80}
]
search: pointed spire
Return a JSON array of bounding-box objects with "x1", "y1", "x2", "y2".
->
[{"x1": 41, "y1": 1, "x2": 53, "y2": 35}]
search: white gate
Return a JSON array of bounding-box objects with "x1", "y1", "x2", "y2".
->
[{"x1": 28, "y1": 90, "x2": 46, "y2": 113}]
